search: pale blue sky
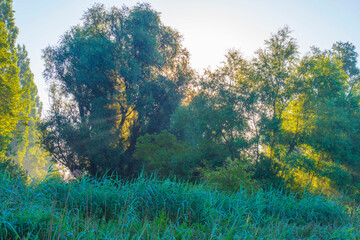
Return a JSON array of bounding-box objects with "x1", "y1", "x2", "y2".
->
[{"x1": 12, "y1": 0, "x2": 360, "y2": 112}]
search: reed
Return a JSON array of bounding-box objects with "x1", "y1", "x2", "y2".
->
[{"x1": 0, "y1": 170, "x2": 359, "y2": 239}]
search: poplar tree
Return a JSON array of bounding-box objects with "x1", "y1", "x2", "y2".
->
[
  {"x1": 9, "y1": 45, "x2": 49, "y2": 177},
  {"x1": 0, "y1": 0, "x2": 49, "y2": 177},
  {"x1": 0, "y1": 0, "x2": 21, "y2": 157}
]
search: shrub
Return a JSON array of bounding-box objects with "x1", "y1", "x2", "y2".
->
[
  {"x1": 201, "y1": 156, "x2": 255, "y2": 192},
  {"x1": 134, "y1": 130, "x2": 200, "y2": 179},
  {"x1": 0, "y1": 157, "x2": 28, "y2": 183}
]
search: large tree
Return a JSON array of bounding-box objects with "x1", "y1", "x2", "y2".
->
[
  {"x1": 42, "y1": 4, "x2": 192, "y2": 177},
  {"x1": 171, "y1": 51, "x2": 254, "y2": 169}
]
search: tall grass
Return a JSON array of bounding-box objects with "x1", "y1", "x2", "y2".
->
[{"x1": 0, "y1": 170, "x2": 359, "y2": 239}]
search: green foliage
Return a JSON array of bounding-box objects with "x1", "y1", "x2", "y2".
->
[
  {"x1": 168, "y1": 26, "x2": 360, "y2": 195},
  {"x1": 8, "y1": 45, "x2": 50, "y2": 178},
  {"x1": 0, "y1": 0, "x2": 18, "y2": 49},
  {"x1": 1, "y1": 172, "x2": 359, "y2": 239},
  {"x1": 2, "y1": 0, "x2": 356, "y2": 213},
  {"x1": 1, "y1": 4, "x2": 360, "y2": 237},
  {"x1": 134, "y1": 130, "x2": 199, "y2": 179},
  {"x1": 277, "y1": 48, "x2": 360, "y2": 193},
  {"x1": 42, "y1": 3, "x2": 192, "y2": 177},
  {"x1": 250, "y1": 26, "x2": 299, "y2": 160},
  {"x1": 171, "y1": 51, "x2": 253, "y2": 173},
  {"x1": 201, "y1": 157, "x2": 255, "y2": 192},
  {"x1": 331, "y1": 41, "x2": 359, "y2": 78},
  {"x1": 0, "y1": 0, "x2": 48, "y2": 179},
  {"x1": 0, "y1": 1, "x2": 22, "y2": 158},
  {"x1": 0, "y1": 156, "x2": 28, "y2": 184},
  {"x1": 171, "y1": 98, "x2": 230, "y2": 169}
]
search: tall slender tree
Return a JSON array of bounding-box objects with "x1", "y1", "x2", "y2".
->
[
  {"x1": 0, "y1": 0, "x2": 22, "y2": 158},
  {"x1": 0, "y1": 0, "x2": 49, "y2": 177},
  {"x1": 9, "y1": 45, "x2": 49, "y2": 177}
]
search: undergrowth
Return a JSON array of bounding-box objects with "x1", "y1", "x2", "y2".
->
[{"x1": 0, "y1": 169, "x2": 359, "y2": 239}]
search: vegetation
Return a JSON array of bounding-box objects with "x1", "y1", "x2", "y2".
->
[
  {"x1": 0, "y1": 0, "x2": 49, "y2": 177},
  {"x1": 1, "y1": 168, "x2": 360, "y2": 239},
  {"x1": 38, "y1": 3, "x2": 360, "y2": 198},
  {"x1": 0, "y1": 0, "x2": 22, "y2": 158},
  {"x1": 41, "y1": 3, "x2": 192, "y2": 177},
  {"x1": 1, "y1": 1, "x2": 360, "y2": 238}
]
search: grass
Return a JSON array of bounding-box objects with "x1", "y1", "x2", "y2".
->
[{"x1": 0, "y1": 169, "x2": 359, "y2": 239}]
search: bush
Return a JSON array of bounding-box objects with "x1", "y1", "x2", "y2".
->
[
  {"x1": 201, "y1": 156, "x2": 255, "y2": 192},
  {"x1": 0, "y1": 157, "x2": 28, "y2": 183},
  {"x1": 134, "y1": 130, "x2": 200, "y2": 179}
]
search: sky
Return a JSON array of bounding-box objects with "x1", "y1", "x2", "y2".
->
[{"x1": 12, "y1": 0, "x2": 360, "y2": 113}]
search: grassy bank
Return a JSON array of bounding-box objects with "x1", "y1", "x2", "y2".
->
[{"x1": 1, "y1": 170, "x2": 359, "y2": 239}]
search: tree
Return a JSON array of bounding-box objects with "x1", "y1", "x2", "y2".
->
[
  {"x1": 177, "y1": 27, "x2": 360, "y2": 194},
  {"x1": 42, "y1": 4, "x2": 192, "y2": 177},
  {"x1": 170, "y1": 28, "x2": 299, "y2": 180},
  {"x1": 250, "y1": 26, "x2": 299, "y2": 161},
  {"x1": 169, "y1": 50, "x2": 256, "y2": 180},
  {"x1": 0, "y1": 0, "x2": 49, "y2": 177},
  {"x1": 9, "y1": 45, "x2": 49, "y2": 177},
  {"x1": 275, "y1": 43, "x2": 360, "y2": 193},
  {"x1": 0, "y1": 0, "x2": 22, "y2": 158},
  {"x1": 0, "y1": 0, "x2": 18, "y2": 49}
]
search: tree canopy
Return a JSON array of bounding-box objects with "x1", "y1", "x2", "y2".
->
[{"x1": 42, "y1": 3, "x2": 193, "y2": 177}]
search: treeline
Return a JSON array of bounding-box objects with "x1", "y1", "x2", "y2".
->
[
  {"x1": 2, "y1": 1, "x2": 360, "y2": 198},
  {"x1": 0, "y1": 0, "x2": 49, "y2": 177},
  {"x1": 40, "y1": 3, "x2": 360, "y2": 197}
]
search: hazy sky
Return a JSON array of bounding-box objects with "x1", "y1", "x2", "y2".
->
[{"x1": 12, "y1": 0, "x2": 360, "y2": 112}]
